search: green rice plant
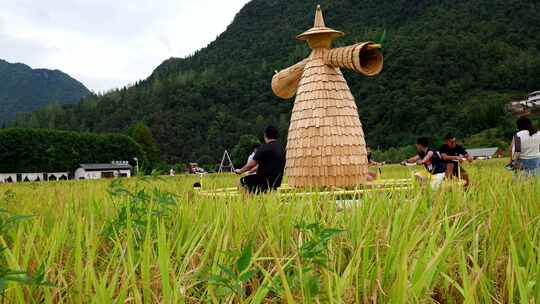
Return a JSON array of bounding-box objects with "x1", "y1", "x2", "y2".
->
[
  {"x1": 207, "y1": 240, "x2": 257, "y2": 300},
  {"x1": 0, "y1": 159, "x2": 538, "y2": 302},
  {"x1": 0, "y1": 208, "x2": 54, "y2": 302},
  {"x1": 295, "y1": 221, "x2": 343, "y2": 300},
  {"x1": 104, "y1": 179, "x2": 177, "y2": 241}
]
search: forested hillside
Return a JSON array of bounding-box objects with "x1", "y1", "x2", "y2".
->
[
  {"x1": 0, "y1": 59, "x2": 90, "y2": 124},
  {"x1": 13, "y1": 0, "x2": 540, "y2": 166},
  {"x1": 0, "y1": 128, "x2": 145, "y2": 173}
]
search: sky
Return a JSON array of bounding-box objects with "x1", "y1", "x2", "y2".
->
[{"x1": 0, "y1": 0, "x2": 250, "y2": 92}]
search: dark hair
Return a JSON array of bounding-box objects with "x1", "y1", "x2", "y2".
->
[
  {"x1": 252, "y1": 143, "x2": 260, "y2": 151},
  {"x1": 444, "y1": 133, "x2": 455, "y2": 141},
  {"x1": 517, "y1": 116, "x2": 537, "y2": 136},
  {"x1": 416, "y1": 137, "x2": 429, "y2": 147},
  {"x1": 264, "y1": 125, "x2": 279, "y2": 140}
]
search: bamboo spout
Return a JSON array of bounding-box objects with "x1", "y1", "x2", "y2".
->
[
  {"x1": 366, "y1": 44, "x2": 381, "y2": 50},
  {"x1": 271, "y1": 59, "x2": 308, "y2": 99},
  {"x1": 324, "y1": 42, "x2": 383, "y2": 76}
]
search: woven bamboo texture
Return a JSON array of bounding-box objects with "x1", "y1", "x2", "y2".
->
[
  {"x1": 324, "y1": 43, "x2": 383, "y2": 76},
  {"x1": 272, "y1": 5, "x2": 383, "y2": 188},
  {"x1": 272, "y1": 59, "x2": 307, "y2": 99}
]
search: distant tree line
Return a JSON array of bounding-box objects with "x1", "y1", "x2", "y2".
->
[
  {"x1": 10, "y1": 0, "x2": 540, "y2": 167},
  {"x1": 0, "y1": 128, "x2": 146, "y2": 173}
]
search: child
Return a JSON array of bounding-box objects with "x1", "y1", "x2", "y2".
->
[
  {"x1": 245, "y1": 144, "x2": 260, "y2": 176},
  {"x1": 402, "y1": 137, "x2": 447, "y2": 190}
]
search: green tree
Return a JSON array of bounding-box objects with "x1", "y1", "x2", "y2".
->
[
  {"x1": 0, "y1": 128, "x2": 146, "y2": 173},
  {"x1": 463, "y1": 128, "x2": 509, "y2": 149},
  {"x1": 254, "y1": 115, "x2": 266, "y2": 135},
  {"x1": 128, "y1": 122, "x2": 160, "y2": 166}
]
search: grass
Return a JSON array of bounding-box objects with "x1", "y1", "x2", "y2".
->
[{"x1": 0, "y1": 159, "x2": 539, "y2": 303}]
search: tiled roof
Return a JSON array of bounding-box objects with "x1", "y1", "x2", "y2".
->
[
  {"x1": 467, "y1": 148, "x2": 500, "y2": 157},
  {"x1": 80, "y1": 163, "x2": 132, "y2": 171}
]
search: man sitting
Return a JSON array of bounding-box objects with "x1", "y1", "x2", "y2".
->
[
  {"x1": 235, "y1": 126, "x2": 286, "y2": 193},
  {"x1": 402, "y1": 137, "x2": 447, "y2": 190},
  {"x1": 439, "y1": 134, "x2": 473, "y2": 187}
]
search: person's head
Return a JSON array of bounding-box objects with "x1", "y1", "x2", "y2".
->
[
  {"x1": 264, "y1": 125, "x2": 279, "y2": 143},
  {"x1": 366, "y1": 146, "x2": 372, "y2": 156},
  {"x1": 252, "y1": 143, "x2": 260, "y2": 153},
  {"x1": 444, "y1": 133, "x2": 457, "y2": 148},
  {"x1": 416, "y1": 137, "x2": 429, "y2": 152},
  {"x1": 517, "y1": 116, "x2": 537, "y2": 136}
]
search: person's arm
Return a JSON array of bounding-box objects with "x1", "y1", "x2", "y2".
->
[
  {"x1": 248, "y1": 165, "x2": 258, "y2": 174},
  {"x1": 509, "y1": 138, "x2": 515, "y2": 164},
  {"x1": 235, "y1": 159, "x2": 257, "y2": 174},
  {"x1": 441, "y1": 153, "x2": 452, "y2": 161},
  {"x1": 402, "y1": 155, "x2": 420, "y2": 165},
  {"x1": 419, "y1": 151, "x2": 434, "y2": 164},
  {"x1": 441, "y1": 153, "x2": 462, "y2": 162},
  {"x1": 369, "y1": 159, "x2": 382, "y2": 166},
  {"x1": 456, "y1": 146, "x2": 471, "y2": 163},
  {"x1": 237, "y1": 148, "x2": 265, "y2": 174}
]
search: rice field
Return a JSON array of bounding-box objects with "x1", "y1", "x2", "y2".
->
[{"x1": 0, "y1": 159, "x2": 539, "y2": 303}]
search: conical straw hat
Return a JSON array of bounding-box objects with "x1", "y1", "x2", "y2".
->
[{"x1": 296, "y1": 5, "x2": 344, "y2": 41}]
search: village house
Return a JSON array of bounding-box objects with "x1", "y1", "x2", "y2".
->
[
  {"x1": 467, "y1": 147, "x2": 505, "y2": 160},
  {"x1": 74, "y1": 162, "x2": 132, "y2": 180}
]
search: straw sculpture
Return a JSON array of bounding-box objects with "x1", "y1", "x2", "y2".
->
[{"x1": 272, "y1": 5, "x2": 384, "y2": 188}]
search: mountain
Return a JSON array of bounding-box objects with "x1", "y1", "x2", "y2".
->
[
  {"x1": 0, "y1": 59, "x2": 90, "y2": 123},
  {"x1": 12, "y1": 0, "x2": 540, "y2": 166}
]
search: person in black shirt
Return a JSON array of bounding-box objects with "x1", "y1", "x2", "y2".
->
[
  {"x1": 402, "y1": 137, "x2": 446, "y2": 190},
  {"x1": 439, "y1": 134, "x2": 473, "y2": 187},
  {"x1": 235, "y1": 126, "x2": 286, "y2": 193}
]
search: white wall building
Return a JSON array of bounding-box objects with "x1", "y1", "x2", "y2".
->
[
  {"x1": 517, "y1": 91, "x2": 540, "y2": 108},
  {"x1": 527, "y1": 91, "x2": 540, "y2": 107},
  {"x1": 467, "y1": 147, "x2": 503, "y2": 160},
  {"x1": 74, "y1": 163, "x2": 132, "y2": 180},
  {"x1": 47, "y1": 172, "x2": 69, "y2": 181},
  {"x1": 0, "y1": 174, "x2": 17, "y2": 183},
  {"x1": 21, "y1": 173, "x2": 44, "y2": 182}
]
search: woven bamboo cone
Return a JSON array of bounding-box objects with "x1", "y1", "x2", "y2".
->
[{"x1": 272, "y1": 5, "x2": 384, "y2": 188}]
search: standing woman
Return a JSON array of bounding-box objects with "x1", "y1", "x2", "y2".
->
[{"x1": 510, "y1": 117, "x2": 540, "y2": 177}]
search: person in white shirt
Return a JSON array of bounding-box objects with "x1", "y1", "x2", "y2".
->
[
  {"x1": 244, "y1": 144, "x2": 260, "y2": 176},
  {"x1": 510, "y1": 116, "x2": 540, "y2": 177}
]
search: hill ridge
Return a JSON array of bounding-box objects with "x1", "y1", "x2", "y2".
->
[
  {"x1": 12, "y1": 0, "x2": 540, "y2": 166},
  {"x1": 0, "y1": 59, "x2": 91, "y2": 123}
]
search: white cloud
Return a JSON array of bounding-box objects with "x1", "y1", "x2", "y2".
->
[{"x1": 0, "y1": 0, "x2": 250, "y2": 92}]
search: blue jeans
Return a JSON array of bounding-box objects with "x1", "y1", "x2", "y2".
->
[{"x1": 517, "y1": 158, "x2": 540, "y2": 177}]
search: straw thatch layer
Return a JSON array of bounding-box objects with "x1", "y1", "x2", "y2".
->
[{"x1": 286, "y1": 48, "x2": 369, "y2": 188}]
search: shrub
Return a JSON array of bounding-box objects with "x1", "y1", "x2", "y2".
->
[{"x1": 0, "y1": 128, "x2": 146, "y2": 173}]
